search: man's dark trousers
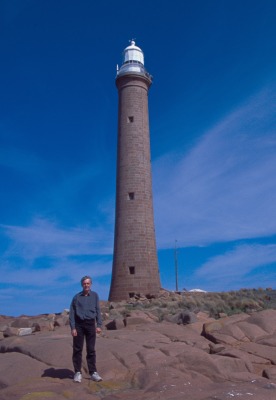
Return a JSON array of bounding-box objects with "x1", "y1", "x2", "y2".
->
[{"x1": 72, "y1": 318, "x2": 96, "y2": 374}]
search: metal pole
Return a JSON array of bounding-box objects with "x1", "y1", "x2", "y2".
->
[{"x1": 174, "y1": 240, "x2": 178, "y2": 292}]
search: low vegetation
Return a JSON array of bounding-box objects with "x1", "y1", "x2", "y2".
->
[{"x1": 109, "y1": 288, "x2": 276, "y2": 321}]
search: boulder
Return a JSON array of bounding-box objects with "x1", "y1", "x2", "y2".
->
[
  {"x1": 54, "y1": 315, "x2": 69, "y2": 327},
  {"x1": 209, "y1": 343, "x2": 226, "y2": 354},
  {"x1": 11, "y1": 318, "x2": 31, "y2": 328},
  {"x1": 105, "y1": 318, "x2": 126, "y2": 330},
  {"x1": 18, "y1": 327, "x2": 33, "y2": 336},
  {"x1": 31, "y1": 318, "x2": 55, "y2": 332},
  {"x1": 124, "y1": 310, "x2": 158, "y2": 327},
  {"x1": 0, "y1": 324, "x2": 9, "y2": 332},
  {"x1": 237, "y1": 320, "x2": 269, "y2": 341},
  {"x1": 202, "y1": 312, "x2": 270, "y2": 344},
  {"x1": 246, "y1": 309, "x2": 276, "y2": 334},
  {"x1": 202, "y1": 321, "x2": 239, "y2": 345},
  {"x1": 3, "y1": 327, "x2": 20, "y2": 337},
  {"x1": 263, "y1": 366, "x2": 276, "y2": 379}
]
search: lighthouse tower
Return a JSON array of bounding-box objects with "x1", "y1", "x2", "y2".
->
[{"x1": 109, "y1": 41, "x2": 161, "y2": 301}]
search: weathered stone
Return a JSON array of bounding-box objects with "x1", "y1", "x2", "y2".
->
[
  {"x1": 0, "y1": 352, "x2": 47, "y2": 388},
  {"x1": 209, "y1": 343, "x2": 226, "y2": 354},
  {"x1": 176, "y1": 345, "x2": 254, "y2": 382},
  {"x1": 202, "y1": 314, "x2": 260, "y2": 344},
  {"x1": 263, "y1": 366, "x2": 276, "y2": 379},
  {"x1": 239, "y1": 342, "x2": 276, "y2": 364},
  {"x1": 1, "y1": 330, "x2": 73, "y2": 367},
  {"x1": 202, "y1": 321, "x2": 239, "y2": 344},
  {"x1": 31, "y1": 318, "x2": 55, "y2": 332},
  {"x1": 0, "y1": 306, "x2": 276, "y2": 400},
  {"x1": 4, "y1": 326, "x2": 34, "y2": 337},
  {"x1": 125, "y1": 316, "x2": 151, "y2": 327},
  {"x1": 237, "y1": 320, "x2": 269, "y2": 341},
  {"x1": 246, "y1": 310, "x2": 276, "y2": 335},
  {"x1": 0, "y1": 323, "x2": 9, "y2": 332},
  {"x1": 132, "y1": 310, "x2": 159, "y2": 322},
  {"x1": 263, "y1": 382, "x2": 276, "y2": 390},
  {"x1": 258, "y1": 336, "x2": 276, "y2": 347},
  {"x1": 3, "y1": 327, "x2": 20, "y2": 337},
  {"x1": 196, "y1": 311, "x2": 211, "y2": 320},
  {"x1": 219, "y1": 322, "x2": 248, "y2": 341},
  {"x1": 11, "y1": 318, "x2": 31, "y2": 328},
  {"x1": 105, "y1": 318, "x2": 126, "y2": 330},
  {"x1": 218, "y1": 347, "x2": 271, "y2": 365},
  {"x1": 18, "y1": 328, "x2": 33, "y2": 336},
  {"x1": 54, "y1": 315, "x2": 69, "y2": 327}
]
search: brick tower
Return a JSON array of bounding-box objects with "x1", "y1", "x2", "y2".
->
[{"x1": 109, "y1": 41, "x2": 161, "y2": 301}]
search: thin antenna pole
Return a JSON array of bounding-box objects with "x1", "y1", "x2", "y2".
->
[{"x1": 174, "y1": 240, "x2": 179, "y2": 292}]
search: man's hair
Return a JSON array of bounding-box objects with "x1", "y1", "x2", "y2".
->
[{"x1": 81, "y1": 275, "x2": 92, "y2": 285}]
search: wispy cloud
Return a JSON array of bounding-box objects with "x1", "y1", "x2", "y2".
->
[
  {"x1": 0, "y1": 224, "x2": 112, "y2": 314},
  {"x1": 153, "y1": 85, "x2": 276, "y2": 248},
  {"x1": 0, "y1": 256, "x2": 112, "y2": 286},
  {"x1": 0, "y1": 277, "x2": 112, "y2": 316},
  {"x1": 196, "y1": 243, "x2": 276, "y2": 283},
  {"x1": 1, "y1": 218, "x2": 113, "y2": 260}
]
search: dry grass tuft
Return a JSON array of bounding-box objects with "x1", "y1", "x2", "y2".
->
[{"x1": 112, "y1": 288, "x2": 276, "y2": 321}]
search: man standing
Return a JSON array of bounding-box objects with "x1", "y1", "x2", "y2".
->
[{"x1": 69, "y1": 275, "x2": 103, "y2": 383}]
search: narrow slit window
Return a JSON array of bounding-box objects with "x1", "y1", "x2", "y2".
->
[
  {"x1": 129, "y1": 266, "x2": 135, "y2": 275},
  {"x1": 128, "y1": 192, "x2": 135, "y2": 200},
  {"x1": 127, "y1": 116, "x2": 134, "y2": 123}
]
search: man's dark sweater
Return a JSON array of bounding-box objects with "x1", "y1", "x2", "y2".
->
[{"x1": 69, "y1": 290, "x2": 102, "y2": 329}]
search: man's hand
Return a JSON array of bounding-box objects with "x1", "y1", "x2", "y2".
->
[
  {"x1": 71, "y1": 328, "x2": 77, "y2": 337},
  {"x1": 96, "y1": 327, "x2": 102, "y2": 334}
]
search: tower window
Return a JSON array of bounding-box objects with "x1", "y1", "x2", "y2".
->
[
  {"x1": 128, "y1": 192, "x2": 135, "y2": 200},
  {"x1": 129, "y1": 266, "x2": 135, "y2": 275},
  {"x1": 127, "y1": 116, "x2": 134, "y2": 123}
]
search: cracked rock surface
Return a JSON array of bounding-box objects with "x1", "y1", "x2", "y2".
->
[{"x1": 0, "y1": 309, "x2": 276, "y2": 399}]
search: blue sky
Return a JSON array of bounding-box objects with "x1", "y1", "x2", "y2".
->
[{"x1": 1, "y1": 0, "x2": 275, "y2": 316}]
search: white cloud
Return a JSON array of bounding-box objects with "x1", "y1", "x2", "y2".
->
[
  {"x1": 1, "y1": 217, "x2": 113, "y2": 260},
  {"x1": 153, "y1": 85, "x2": 276, "y2": 248},
  {"x1": 196, "y1": 243, "x2": 276, "y2": 282},
  {"x1": 0, "y1": 256, "x2": 112, "y2": 286},
  {"x1": 0, "y1": 248, "x2": 112, "y2": 315},
  {"x1": 0, "y1": 278, "x2": 112, "y2": 316}
]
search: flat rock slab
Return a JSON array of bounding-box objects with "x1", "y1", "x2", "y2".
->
[
  {"x1": 0, "y1": 352, "x2": 47, "y2": 388},
  {"x1": 0, "y1": 310, "x2": 276, "y2": 400},
  {"x1": 1, "y1": 377, "x2": 276, "y2": 400},
  {"x1": 239, "y1": 342, "x2": 276, "y2": 364},
  {"x1": 0, "y1": 332, "x2": 73, "y2": 367}
]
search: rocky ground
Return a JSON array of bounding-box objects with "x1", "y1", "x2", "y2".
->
[{"x1": 0, "y1": 301, "x2": 276, "y2": 400}]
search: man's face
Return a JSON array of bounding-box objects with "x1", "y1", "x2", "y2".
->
[{"x1": 82, "y1": 279, "x2": 91, "y2": 294}]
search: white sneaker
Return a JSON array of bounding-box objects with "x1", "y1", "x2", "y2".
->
[
  {"x1": 73, "y1": 372, "x2": 82, "y2": 383},
  {"x1": 91, "y1": 371, "x2": 102, "y2": 382}
]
